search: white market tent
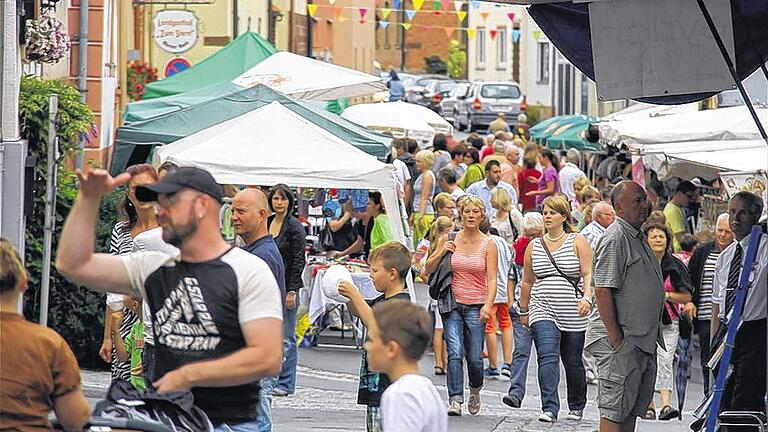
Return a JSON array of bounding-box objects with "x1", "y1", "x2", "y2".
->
[
  {"x1": 232, "y1": 51, "x2": 387, "y2": 101},
  {"x1": 341, "y1": 101, "x2": 453, "y2": 147},
  {"x1": 600, "y1": 105, "x2": 768, "y2": 180},
  {"x1": 154, "y1": 101, "x2": 407, "y2": 244}
]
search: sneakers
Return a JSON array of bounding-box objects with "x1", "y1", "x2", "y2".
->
[
  {"x1": 501, "y1": 393, "x2": 521, "y2": 408},
  {"x1": 484, "y1": 367, "x2": 500, "y2": 378},
  {"x1": 500, "y1": 363, "x2": 512, "y2": 378},
  {"x1": 447, "y1": 401, "x2": 462, "y2": 416},
  {"x1": 538, "y1": 412, "x2": 557, "y2": 423},
  {"x1": 467, "y1": 388, "x2": 481, "y2": 415},
  {"x1": 567, "y1": 410, "x2": 583, "y2": 421},
  {"x1": 271, "y1": 388, "x2": 289, "y2": 397}
]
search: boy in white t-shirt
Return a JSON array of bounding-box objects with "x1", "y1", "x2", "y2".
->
[{"x1": 365, "y1": 299, "x2": 448, "y2": 432}]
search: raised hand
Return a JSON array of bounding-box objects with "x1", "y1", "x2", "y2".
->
[{"x1": 75, "y1": 165, "x2": 131, "y2": 199}]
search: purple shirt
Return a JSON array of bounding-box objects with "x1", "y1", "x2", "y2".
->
[{"x1": 536, "y1": 166, "x2": 560, "y2": 207}]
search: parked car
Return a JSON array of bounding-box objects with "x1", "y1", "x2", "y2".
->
[
  {"x1": 423, "y1": 80, "x2": 458, "y2": 113},
  {"x1": 455, "y1": 81, "x2": 524, "y2": 132},
  {"x1": 403, "y1": 74, "x2": 451, "y2": 104},
  {"x1": 440, "y1": 81, "x2": 470, "y2": 124}
]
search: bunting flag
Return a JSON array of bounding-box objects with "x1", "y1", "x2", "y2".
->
[
  {"x1": 413, "y1": 0, "x2": 425, "y2": 11},
  {"x1": 443, "y1": 27, "x2": 455, "y2": 38},
  {"x1": 507, "y1": 12, "x2": 515, "y2": 21},
  {"x1": 453, "y1": 0, "x2": 463, "y2": 11},
  {"x1": 441, "y1": 0, "x2": 450, "y2": 11},
  {"x1": 333, "y1": 6, "x2": 344, "y2": 20},
  {"x1": 307, "y1": 4, "x2": 318, "y2": 17},
  {"x1": 479, "y1": 11, "x2": 490, "y2": 21},
  {"x1": 456, "y1": 10, "x2": 467, "y2": 21},
  {"x1": 359, "y1": 8, "x2": 368, "y2": 20},
  {"x1": 380, "y1": 7, "x2": 392, "y2": 19},
  {"x1": 470, "y1": 0, "x2": 480, "y2": 10},
  {"x1": 511, "y1": 28, "x2": 521, "y2": 43},
  {"x1": 533, "y1": 30, "x2": 542, "y2": 41},
  {"x1": 433, "y1": 0, "x2": 441, "y2": 10},
  {"x1": 379, "y1": 20, "x2": 390, "y2": 29},
  {"x1": 401, "y1": 22, "x2": 412, "y2": 30},
  {"x1": 489, "y1": 29, "x2": 498, "y2": 40},
  {"x1": 393, "y1": 0, "x2": 401, "y2": 10},
  {"x1": 466, "y1": 28, "x2": 476, "y2": 39},
  {"x1": 405, "y1": 9, "x2": 417, "y2": 20}
]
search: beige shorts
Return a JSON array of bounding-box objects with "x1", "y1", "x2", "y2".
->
[{"x1": 598, "y1": 340, "x2": 657, "y2": 423}]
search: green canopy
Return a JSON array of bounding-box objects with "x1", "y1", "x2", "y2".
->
[
  {"x1": 530, "y1": 115, "x2": 570, "y2": 139},
  {"x1": 125, "y1": 82, "x2": 243, "y2": 123},
  {"x1": 544, "y1": 120, "x2": 599, "y2": 152},
  {"x1": 110, "y1": 85, "x2": 392, "y2": 175},
  {"x1": 143, "y1": 32, "x2": 276, "y2": 100}
]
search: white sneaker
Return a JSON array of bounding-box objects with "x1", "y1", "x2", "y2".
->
[
  {"x1": 538, "y1": 412, "x2": 557, "y2": 423},
  {"x1": 467, "y1": 388, "x2": 481, "y2": 415},
  {"x1": 567, "y1": 410, "x2": 583, "y2": 421},
  {"x1": 447, "y1": 401, "x2": 462, "y2": 416}
]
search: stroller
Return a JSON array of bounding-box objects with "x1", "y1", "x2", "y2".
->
[{"x1": 53, "y1": 381, "x2": 214, "y2": 432}]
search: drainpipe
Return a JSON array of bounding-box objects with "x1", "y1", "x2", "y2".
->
[
  {"x1": 233, "y1": 0, "x2": 239, "y2": 39},
  {"x1": 76, "y1": 0, "x2": 88, "y2": 170},
  {"x1": 306, "y1": 0, "x2": 312, "y2": 57}
]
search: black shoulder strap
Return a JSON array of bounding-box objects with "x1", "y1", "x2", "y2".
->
[
  {"x1": 538, "y1": 236, "x2": 583, "y2": 296},
  {"x1": 508, "y1": 212, "x2": 519, "y2": 240}
]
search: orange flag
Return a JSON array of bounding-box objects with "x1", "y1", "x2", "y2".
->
[
  {"x1": 479, "y1": 11, "x2": 490, "y2": 21},
  {"x1": 443, "y1": 27, "x2": 455, "y2": 38}
]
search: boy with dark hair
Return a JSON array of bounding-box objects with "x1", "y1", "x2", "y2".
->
[
  {"x1": 367, "y1": 299, "x2": 448, "y2": 431},
  {"x1": 338, "y1": 241, "x2": 413, "y2": 432}
]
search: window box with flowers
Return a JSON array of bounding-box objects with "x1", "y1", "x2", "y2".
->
[
  {"x1": 25, "y1": 13, "x2": 70, "y2": 64},
  {"x1": 127, "y1": 61, "x2": 159, "y2": 101}
]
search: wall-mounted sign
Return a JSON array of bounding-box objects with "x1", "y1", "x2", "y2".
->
[
  {"x1": 153, "y1": 10, "x2": 198, "y2": 54},
  {"x1": 164, "y1": 57, "x2": 191, "y2": 77}
]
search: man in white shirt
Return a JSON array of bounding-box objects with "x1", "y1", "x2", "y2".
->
[
  {"x1": 559, "y1": 149, "x2": 588, "y2": 201},
  {"x1": 465, "y1": 160, "x2": 517, "y2": 221},
  {"x1": 392, "y1": 157, "x2": 412, "y2": 200},
  {"x1": 710, "y1": 191, "x2": 766, "y2": 417},
  {"x1": 436, "y1": 167, "x2": 465, "y2": 199},
  {"x1": 580, "y1": 202, "x2": 616, "y2": 249}
]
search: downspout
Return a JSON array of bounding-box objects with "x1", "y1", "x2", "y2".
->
[
  {"x1": 232, "y1": 0, "x2": 239, "y2": 40},
  {"x1": 306, "y1": 0, "x2": 312, "y2": 57},
  {"x1": 76, "y1": 0, "x2": 89, "y2": 170}
]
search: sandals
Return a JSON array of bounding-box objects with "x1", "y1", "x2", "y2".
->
[
  {"x1": 658, "y1": 405, "x2": 680, "y2": 421},
  {"x1": 643, "y1": 408, "x2": 656, "y2": 420},
  {"x1": 434, "y1": 366, "x2": 446, "y2": 376}
]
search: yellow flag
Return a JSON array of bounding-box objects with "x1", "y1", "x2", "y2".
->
[
  {"x1": 413, "y1": 0, "x2": 425, "y2": 11},
  {"x1": 380, "y1": 8, "x2": 392, "y2": 19},
  {"x1": 466, "y1": 28, "x2": 476, "y2": 39},
  {"x1": 401, "y1": 22, "x2": 412, "y2": 30},
  {"x1": 307, "y1": 4, "x2": 318, "y2": 17},
  {"x1": 456, "y1": 10, "x2": 467, "y2": 22}
]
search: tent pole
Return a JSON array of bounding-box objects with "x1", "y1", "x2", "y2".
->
[{"x1": 695, "y1": 0, "x2": 768, "y2": 147}]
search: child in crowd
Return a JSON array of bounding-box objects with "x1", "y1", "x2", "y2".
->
[
  {"x1": 111, "y1": 295, "x2": 145, "y2": 391},
  {"x1": 0, "y1": 238, "x2": 90, "y2": 431},
  {"x1": 424, "y1": 216, "x2": 454, "y2": 376},
  {"x1": 485, "y1": 227, "x2": 518, "y2": 378},
  {"x1": 366, "y1": 299, "x2": 448, "y2": 432},
  {"x1": 512, "y1": 212, "x2": 545, "y2": 279},
  {"x1": 338, "y1": 241, "x2": 412, "y2": 432},
  {"x1": 674, "y1": 233, "x2": 698, "y2": 266}
]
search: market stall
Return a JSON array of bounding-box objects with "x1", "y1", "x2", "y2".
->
[{"x1": 340, "y1": 101, "x2": 453, "y2": 148}]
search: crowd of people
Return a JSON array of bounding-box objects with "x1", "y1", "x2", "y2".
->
[{"x1": 0, "y1": 127, "x2": 766, "y2": 432}]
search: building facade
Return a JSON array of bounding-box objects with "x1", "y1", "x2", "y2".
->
[{"x1": 466, "y1": 2, "x2": 523, "y2": 83}]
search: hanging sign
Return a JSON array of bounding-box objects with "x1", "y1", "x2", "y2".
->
[{"x1": 153, "y1": 10, "x2": 198, "y2": 53}]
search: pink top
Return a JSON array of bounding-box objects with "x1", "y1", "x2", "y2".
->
[{"x1": 451, "y1": 237, "x2": 490, "y2": 305}]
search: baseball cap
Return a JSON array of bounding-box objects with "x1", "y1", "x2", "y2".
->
[{"x1": 135, "y1": 166, "x2": 223, "y2": 203}]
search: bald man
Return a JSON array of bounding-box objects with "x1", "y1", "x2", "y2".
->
[{"x1": 231, "y1": 188, "x2": 287, "y2": 431}]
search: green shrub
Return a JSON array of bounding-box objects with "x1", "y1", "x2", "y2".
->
[
  {"x1": 447, "y1": 40, "x2": 466, "y2": 79},
  {"x1": 19, "y1": 76, "x2": 120, "y2": 369}
]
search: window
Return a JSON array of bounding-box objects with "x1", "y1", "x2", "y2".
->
[
  {"x1": 480, "y1": 84, "x2": 521, "y2": 99},
  {"x1": 497, "y1": 27, "x2": 507, "y2": 67},
  {"x1": 536, "y1": 41, "x2": 550, "y2": 84},
  {"x1": 476, "y1": 27, "x2": 486, "y2": 67}
]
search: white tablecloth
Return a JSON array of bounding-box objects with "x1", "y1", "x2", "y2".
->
[{"x1": 307, "y1": 268, "x2": 378, "y2": 324}]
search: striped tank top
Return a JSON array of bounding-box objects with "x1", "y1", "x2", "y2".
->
[
  {"x1": 451, "y1": 236, "x2": 490, "y2": 305},
  {"x1": 529, "y1": 234, "x2": 588, "y2": 332}
]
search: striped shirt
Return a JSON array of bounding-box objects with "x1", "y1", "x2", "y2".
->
[
  {"x1": 108, "y1": 221, "x2": 137, "y2": 382},
  {"x1": 697, "y1": 250, "x2": 720, "y2": 320},
  {"x1": 529, "y1": 234, "x2": 588, "y2": 332},
  {"x1": 451, "y1": 237, "x2": 490, "y2": 305}
]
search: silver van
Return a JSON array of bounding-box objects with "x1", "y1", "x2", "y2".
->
[{"x1": 455, "y1": 81, "x2": 524, "y2": 132}]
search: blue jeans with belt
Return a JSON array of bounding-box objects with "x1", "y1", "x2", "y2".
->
[
  {"x1": 275, "y1": 304, "x2": 298, "y2": 394},
  {"x1": 507, "y1": 308, "x2": 533, "y2": 401},
  {"x1": 442, "y1": 304, "x2": 485, "y2": 402},
  {"x1": 531, "y1": 320, "x2": 587, "y2": 416}
]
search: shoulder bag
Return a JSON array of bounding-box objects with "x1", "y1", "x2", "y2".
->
[{"x1": 539, "y1": 236, "x2": 584, "y2": 299}]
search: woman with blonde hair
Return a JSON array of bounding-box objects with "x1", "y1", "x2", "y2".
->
[
  {"x1": 426, "y1": 195, "x2": 498, "y2": 416},
  {"x1": 490, "y1": 187, "x2": 523, "y2": 246},
  {"x1": 571, "y1": 176, "x2": 591, "y2": 209},
  {"x1": 1, "y1": 238, "x2": 91, "y2": 431},
  {"x1": 518, "y1": 195, "x2": 593, "y2": 423},
  {"x1": 411, "y1": 150, "x2": 437, "y2": 247},
  {"x1": 424, "y1": 216, "x2": 455, "y2": 376}
]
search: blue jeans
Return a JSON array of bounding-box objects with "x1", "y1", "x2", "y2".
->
[
  {"x1": 142, "y1": 343, "x2": 156, "y2": 383},
  {"x1": 530, "y1": 320, "x2": 587, "y2": 415},
  {"x1": 276, "y1": 304, "x2": 298, "y2": 394},
  {"x1": 507, "y1": 308, "x2": 533, "y2": 401},
  {"x1": 442, "y1": 304, "x2": 485, "y2": 402},
  {"x1": 214, "y1": 420, "x2": 261, "y2": 432},
  {"x1": 253, "y1": 377, "x2": 275, "y2": 432}
]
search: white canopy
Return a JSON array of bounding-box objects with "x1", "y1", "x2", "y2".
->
[
  {"x1": 155, "y1": 101, "x2": 406, "y2": 243},
  {"x1": 341, "y1": 101, "x2": 453, "y2": 147},
  {"x1": 232, "y1": 51, "x2": 387, "y2": 101}
]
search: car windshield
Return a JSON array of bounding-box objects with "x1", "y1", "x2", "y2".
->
[
  {"x1": 438, "y1": 81, "x2": 457, "y2": 93},
  {"x1": 452, "y1": 84, "x2": 469, "y2": 97},
  {"x1": 480, "y1": 84, "x2": 521, "y2": 99}
]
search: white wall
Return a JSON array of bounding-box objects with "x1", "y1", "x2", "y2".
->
[
  {"x1": 467, "y1": 3, "x2": 523, "y2": 82},
  {"x1": 519, "y1": 10, "x2": 551, "y2": 107}
]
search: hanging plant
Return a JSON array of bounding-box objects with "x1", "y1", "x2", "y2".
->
[
  {"x1": 126, "y1": 61, "x2": 159, "y2": 101},
  {"x1": 25, "y1": 13, "x2": 71, "y2": 64}
]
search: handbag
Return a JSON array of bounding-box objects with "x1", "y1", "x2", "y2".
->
[{"x1": 539, "y1": 237, "x2": 584, "y2": 298}]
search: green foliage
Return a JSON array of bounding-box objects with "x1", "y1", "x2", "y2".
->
[
  {"x1": 424, "y1": 55, "x2": 447, "y2": 75},
  {"x1": 525, "y1": 104, "x2": 546, "y2": 127},
  {"x1": 18, "y1": 75, "x2": 119, "y2": 369},
  {"x1": 447, "y1": 40, "x2": 466, "y2": 79}
]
